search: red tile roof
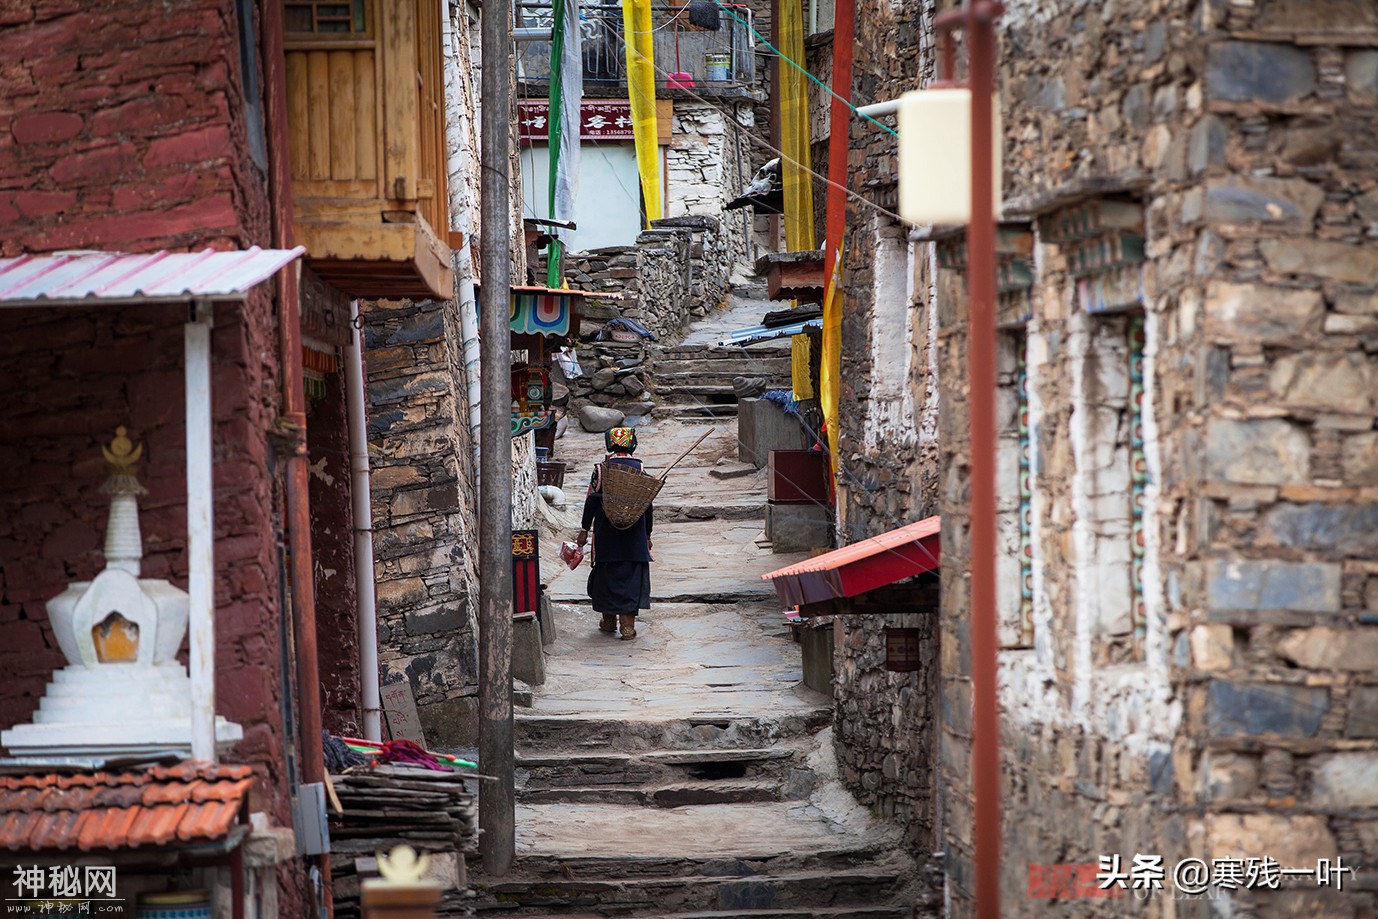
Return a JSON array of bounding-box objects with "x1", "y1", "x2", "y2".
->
[{"x1": 0, "y1": 761, "x2": 253, "y2": 852}]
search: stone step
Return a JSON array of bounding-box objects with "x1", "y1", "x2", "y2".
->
[
  {"x1": 652, "y1": 371, "x2": 792, "y2": 386},
  {"x1": 500, "y1": 847, "x2": 895, "y2": 884},
  {"x1": 473, "y1": 868, "x2": 906, "y2": 916},
  {"x1": 516, "y1": 746, "x2": 800, "y2": 791},
  {"x1": 519, "y1": 778, "x2": 787, "y2": 807},
  {"x1": 650, "y1": 361, "x2": 793, "y2": 377},
  {"x1": 515, "y1": 712, "x2": 830, "y2": 753},
  {"x1": 658, "y1": 908, "x2": 912, "y2": 919}
]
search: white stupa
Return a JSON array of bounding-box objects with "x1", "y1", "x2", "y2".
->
[{"x1": 2, "y1": 428, "x2": 242, "y2": 757}]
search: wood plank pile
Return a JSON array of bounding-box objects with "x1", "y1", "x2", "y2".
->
[{"x1": 329, "y1": 764, "x2": 479, "y2": 917}]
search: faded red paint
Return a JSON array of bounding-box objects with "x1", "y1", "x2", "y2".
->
[{"x1": 0, "y1": 2, "x2": 322, "y2": 912}]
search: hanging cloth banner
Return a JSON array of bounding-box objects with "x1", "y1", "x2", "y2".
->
[
  {"x1": 777, "y1": 0, "x2": 815, "y2": 400},
  {"x1": 622, "y1": 0, "x2": 661, "y2": 224},
  {"x1": 820, "y1": 239, "x2": 843, "y2": 471},
  {"x1": 546, "y1": 0, "x2": 583, "y2": 286}
]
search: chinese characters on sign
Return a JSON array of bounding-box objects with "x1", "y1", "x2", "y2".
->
[
  {"x1": 517, "y1": 100, "x2": 636, "y2": 142},
  {"x1": 9, "y1": 866, "x2": 121, "y2": 913},
  {"x1": 1028, "y1": 856, "x2": 1355, "y2": 899}
]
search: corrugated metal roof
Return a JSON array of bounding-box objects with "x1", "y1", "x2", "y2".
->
[
  {"x1": 0, "y1": 247, "x2": 306, "y2": 307},
  {"x1": 763, "y1": 516, "x2": 941, "y2": 609},
  {"x1": 716, "y1": 318, "x2": 822, "y2": 348},
  {"x1": 0, "y1": 761, "x2": 253, "y2": 852}
]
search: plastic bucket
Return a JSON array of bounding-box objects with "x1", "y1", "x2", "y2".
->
[{"x1": 704, "y1": 52, "x2": 731, "y2": 82}]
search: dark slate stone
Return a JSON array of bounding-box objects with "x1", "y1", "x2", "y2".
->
[
  {"x1": 405, "y1": 605, "x2": 466, "y2": 636},
  {"x1": 718, "y1": 880, "x2": 776, "y2": 910},
  {"x1": 368, "y1": 409, "x2": 406, "y2": 436},
  {"x1": 1189, "y1": 115, "x2": 1228, "y2": 174},
  {"x1": 1206, "y1": 681, "x2": 1327, "y2": 737},
  {"x1": 1206, "y1": 41, "x2": 1315, "y2": 105},
  {"x1": 1263, "y1": 503, "x2": 1378, "y2": 553},
  {"x1": 1206, "y1": 559, "x2": 1341, "y2": 612},
  {"x1": 1144, "y1": 19, "x2": 1167, "y2": 63},
  {"x1": 1348, "y1": 686, "x2": 1378, "y2": 738},
  {"x1": 1149, "y1": 749, "x2": 1175, "y2": 795},
  {"x1": 1122, "y1": 84, "x2": 1151, "y2": 128},
  {"x1": 386, "y1": 309, "x2": 444, "y2": 345},
  {"x1": 1203, "y1": 185, "x2": 1308, "y2": 222}
]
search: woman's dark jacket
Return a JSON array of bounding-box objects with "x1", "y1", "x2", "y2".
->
[{"x1": 581, "y1": 455, "x2": 653, "y2": 562}]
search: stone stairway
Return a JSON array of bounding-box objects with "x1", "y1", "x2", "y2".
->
[
  {"x1": 472, "y1": 710, "x2": 921, "y2": 918},
  {"x1": 649, "y1": 346, "x2": 793, "y2": 420}
]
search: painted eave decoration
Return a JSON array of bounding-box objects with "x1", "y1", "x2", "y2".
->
[{"x1": 502, "y1": 285, "x2": 623, "y2": 338}]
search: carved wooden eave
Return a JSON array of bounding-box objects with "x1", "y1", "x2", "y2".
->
[{"x1": 756, "y1": 249, "x2": 826, "y2": 304}]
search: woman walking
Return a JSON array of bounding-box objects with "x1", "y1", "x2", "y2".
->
[{"x1": 575, "y1": 427, "x2": 652, "y2": 639}]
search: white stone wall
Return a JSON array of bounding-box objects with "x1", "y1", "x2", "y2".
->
[{"x1": 664, "y1": 100, "x2": 755, "y2": 274}]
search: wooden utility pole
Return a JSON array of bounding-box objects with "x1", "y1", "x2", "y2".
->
[{"x1": 478, "y1": 0, "x2": 516, "y2": 877}]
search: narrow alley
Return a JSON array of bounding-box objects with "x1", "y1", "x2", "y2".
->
[{"x1": 472, "y1": 301, "x2": 931, "y2": 917}]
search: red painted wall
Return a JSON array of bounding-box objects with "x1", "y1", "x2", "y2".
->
[{"x1": 0, "y1": 0, "x2": 303, "y2": 849}]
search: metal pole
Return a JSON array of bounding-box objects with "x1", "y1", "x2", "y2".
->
[
  {"x1": 479, "y1": 0, "x2": 517, "y2": 875},
  {"x1": 346, "y1": 300, "x2": 383, "y2": 742},
  {"x1": 185, "y1": 300, "x2": 216, "y2": 763},
  {"x1": 260, "y1": 0, "x2": 332, "y2": 908},
  {"x1": 965, "y1": 2, "x2": 1002, "y2": 916}
]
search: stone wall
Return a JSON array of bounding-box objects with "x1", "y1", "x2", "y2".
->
[
  {"x1": 564, "y1": 216, "x2": 731, "y2": 342},
  {"x1": 665, "y1": 100, "x2": 757, "y2": 275},
  {"x1": 932, "y1": 0, "x2": 1378, "y2": 914},
  {"x1": 363, "y1": 298, "x2": 481, "y2": 747},
  {"x1": 0, "y1": 0, "x2": 301, "y2": 842},
  {"x1": 821, "y1": 0, "x2": 943, "y2": 901}
]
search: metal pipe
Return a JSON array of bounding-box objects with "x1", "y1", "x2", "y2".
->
[
  {"x1": 185, "y1": 299, "x2": 216, "y2": 763},
  {"x1": 855, "y1": 98, "x2": 899, "y2": 118},
  {"x1": 478, "y1": 0, "x2": 517, "y2": 876},
  {"x1": 961, "y1": 2, "x2": 1004, "y2": 916},
  {"x1": 345, "y1": 300, "x2": 382, "y2": 742},
  {"x1": 261, "y1": 0, "x2": 333, "y2": 906}
]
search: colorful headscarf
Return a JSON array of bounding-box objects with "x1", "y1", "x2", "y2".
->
[{"x1": 605, "y1": 427, "x2": 637, "y2": 454}]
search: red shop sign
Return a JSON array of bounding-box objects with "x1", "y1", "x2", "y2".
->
[{"x1": 518, "y1": 100, "x2": 635, "y2": 142}]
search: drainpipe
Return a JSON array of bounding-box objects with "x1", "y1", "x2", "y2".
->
[
  {"x1": 345, "y1": 299, "x2": 382, "y2": 742},
  {"x1": 457, "y1": 238, "x2": 483, "y2": 473},
  {"x1": 261, "y1": 0, "x2": 332, "y2": 910}
]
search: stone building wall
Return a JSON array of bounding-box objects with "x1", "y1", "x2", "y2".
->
[
  {"x1": 665, "y1": 100, "x2": 757, "y2": 275},
  {"x1": 363, "y1": 298, "x2": 481, "y2": 747},
  {"x1": 822, "y1": 0, "x2": 943, "y2": 899},
  {"x1": 0, "y1": 0, "x2": 304, "y2": 841},
  {"x1": 933, "y1": 0, "x2": 1378, "y2": 913},
  {"x1": 564, "y1": 216, "x2": 731, "y2": 342}
]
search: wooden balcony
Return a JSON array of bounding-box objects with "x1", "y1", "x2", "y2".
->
[{"x1": 284, "y1": 0, "x2": 452, "y2": 300}]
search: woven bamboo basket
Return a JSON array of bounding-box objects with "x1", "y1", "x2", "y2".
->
[{"x1": 600, "y1": 461, "x2": 664, "y2": 529}]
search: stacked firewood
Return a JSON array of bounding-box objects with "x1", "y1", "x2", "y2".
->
[{"x1": 328, "y1": 764, "x2": 479, "y2": 918}]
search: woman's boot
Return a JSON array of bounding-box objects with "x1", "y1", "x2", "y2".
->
[
  {"x1": 618, "y1": 615, "x2": 637, "y2": 640},
  {"x1": 599, "y1": 614, "x2": 617, "y2": 634}
]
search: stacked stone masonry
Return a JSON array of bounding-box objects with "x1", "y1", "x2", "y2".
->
[
  {"x1": 363, "y1": 298, "x2": 481, "y2": 748},
  {"x1": 563, "y1": 215, "x2": 731, "y2": 342},
  {"x1": 931, "y1": 0, "x2": 1378, "y2": 914}
]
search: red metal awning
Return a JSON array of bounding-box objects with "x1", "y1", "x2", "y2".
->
[{"x1": 763, "y1": 515, "x2": 940, "y2": 609}]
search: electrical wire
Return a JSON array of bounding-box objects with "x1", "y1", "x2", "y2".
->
[{"x1": 709, "y1": 0, "x2": 898, "y2": 138}]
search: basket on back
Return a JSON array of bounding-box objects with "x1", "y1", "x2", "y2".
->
[{"x1": 600, "y1": 461, "x2": 663, "y2": 530}]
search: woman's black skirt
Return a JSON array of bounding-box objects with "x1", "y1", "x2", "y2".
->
[{"x1": 588, "y1": 561, "x2": 652, "y2": 616}]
